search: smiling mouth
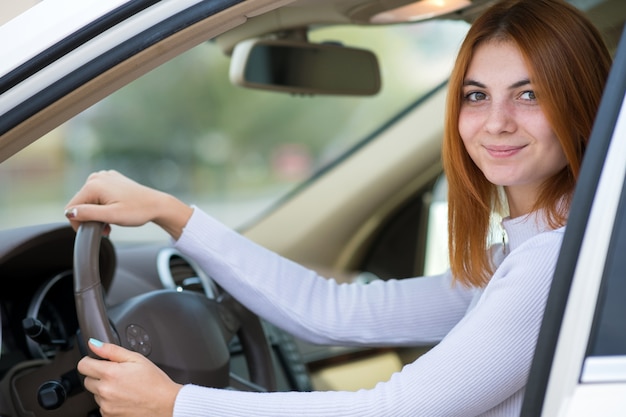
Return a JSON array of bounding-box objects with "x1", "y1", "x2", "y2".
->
[{"x1": 484, "y1": 145, "x2": 526, "y2": 157}]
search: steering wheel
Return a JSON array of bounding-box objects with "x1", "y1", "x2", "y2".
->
[{"x1": 73, "y1": 221, "x2": 277, "y2": 391}]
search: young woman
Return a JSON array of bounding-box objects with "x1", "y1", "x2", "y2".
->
[{"x1": 64, "y1": 0, "x2": 612, "y2": 416}]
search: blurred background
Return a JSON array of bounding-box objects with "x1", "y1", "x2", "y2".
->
[{"x1": 0, "y1": 20, "x2": 469, "y2": 242}]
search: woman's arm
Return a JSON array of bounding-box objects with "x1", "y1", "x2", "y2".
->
[
  {"x1": 171, "y1": 227, "x2": 564, "y2": 417},
  {"x1": 175, "y1": 207, "x2": 475, "y2": 346}
]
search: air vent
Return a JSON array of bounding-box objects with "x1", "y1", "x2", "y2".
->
[{"x1": 157, "y1": 248, "x2": 218, "y2": 298}]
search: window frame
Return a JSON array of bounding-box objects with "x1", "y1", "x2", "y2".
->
[{"x1": 521, "y1": 26, "x2": 626, "y2": 417}]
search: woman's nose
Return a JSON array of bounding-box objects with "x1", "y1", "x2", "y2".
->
[{"x1": 484, "y1": 102, "x2": 516, "y2": 135}]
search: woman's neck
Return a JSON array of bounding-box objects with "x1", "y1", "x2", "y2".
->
[{"x1": 505, "y1": 186, "x2": 539, "y2": 218}]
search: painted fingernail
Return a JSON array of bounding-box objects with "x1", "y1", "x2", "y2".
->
[
  {"x1": 64, "y1": 207, "x2": 78, "y2": 219},
  {"x1": 89, "y1": 338, "x2": 104, "y2": 348}
]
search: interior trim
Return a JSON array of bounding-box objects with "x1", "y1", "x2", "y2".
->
[{"x1": 582, "y1": 356, "x2": 626, "y2": 383}]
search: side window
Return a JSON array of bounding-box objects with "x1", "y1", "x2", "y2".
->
[
  {"x1": 424, "y1": 175, "x2": 450, "y2": 276},
  {"x1": 581, "y1": 178, "x2": 626, "y2": 382}
]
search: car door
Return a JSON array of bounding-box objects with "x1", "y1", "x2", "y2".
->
[{"x1": 521, "y1": 25, "x2": 626, "y2": 417}]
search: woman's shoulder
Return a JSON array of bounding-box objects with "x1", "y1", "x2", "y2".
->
[{"x1": 491, "y1": 225, "x2": 565, "y2": 288}]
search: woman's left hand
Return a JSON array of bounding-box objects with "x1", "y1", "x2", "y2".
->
[
  {"x1": 64, "y1": 170, "x2": 193, "y2": 240},
  {"x1": 78, "y1": 339, "x2": 183, "y2": 417}
]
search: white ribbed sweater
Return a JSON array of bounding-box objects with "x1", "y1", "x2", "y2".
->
[{"x1": 172, "y1": 208, "x2": 564, "y2": 416}]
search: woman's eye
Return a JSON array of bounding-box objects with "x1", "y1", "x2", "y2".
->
[
  {"x1": 519, "y1": 90, "x2": 536, "y2": 100},
  {"x1": 465, "y1": 91, "x2": 487, "y2": 102}
]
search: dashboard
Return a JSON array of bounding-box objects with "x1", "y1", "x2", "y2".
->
[
  {"x1": 0, "y1": 222, "x2": 311, "y2": 417},
  {"x1": 0, "y1": 224, "x2": 89, "y2": 378}
]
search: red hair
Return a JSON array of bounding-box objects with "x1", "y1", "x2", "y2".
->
[{"x1": 442, "y1": 0, "x2": 611, "y2": 287}]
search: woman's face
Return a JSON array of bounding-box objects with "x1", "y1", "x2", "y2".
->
[{"x1": 458, "y1": 40, "x2": 567, "y2": 217}]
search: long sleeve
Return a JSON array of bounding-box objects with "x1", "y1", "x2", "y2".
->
[
  {"x1": 173, "y1": 208, "x2": 564, "y2": 416},
  {"x1": 175, "y1": 208, "x2": 475, "y2": 346}
]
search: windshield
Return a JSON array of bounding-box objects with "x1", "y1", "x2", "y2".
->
[{"x1": 0, "y1": 20, "x2": 468, "y2": 242}]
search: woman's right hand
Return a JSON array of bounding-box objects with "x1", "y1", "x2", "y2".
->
[
  {"x1": 79, "y1": 338, "x2": 183, "y2": 417},
  {"x1": 64, "y1": 170, "x2": 193, "y2": 240}
]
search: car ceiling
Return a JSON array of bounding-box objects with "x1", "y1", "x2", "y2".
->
[
  {"x1": 214, "y1": 0, "x2": 496, "y2": 53},
  {"x1": 214, "y1": 0, "x2": 625, "y2": 54}
]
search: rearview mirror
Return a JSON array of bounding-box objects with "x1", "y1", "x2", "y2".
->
[{"x1": 229, "y1": 39, "x2": 381, "y2": 96}]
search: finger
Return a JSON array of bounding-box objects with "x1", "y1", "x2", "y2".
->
[
  {"x1": 65, "y1": 170, "x2": 123, "y2": 208},
  {"x1": 64, "y1": 204, "x2": 117, "y2": 223},
  {"x1": 63, "y1": 207, "x2": 81, "y2": 231},
  {"x1": 88, "y1": 338, "x2": 141, "y2": 364},
  {"x1": 64, "y1": 203, "x2": 132, "y2": 236},
  {"x1": 63, "y1": 206, "x2": 112, "y2": 238},
  {"x1": 64, "y1": 205, "x2": 114, "y2": 234},
  {"x1": 81, "y1": 374, "x2": 100, "y2": 395},
  {"x1": 77, "y1": 356, "x2": 107, "y2": 379}
]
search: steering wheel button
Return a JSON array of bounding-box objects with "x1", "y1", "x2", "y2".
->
[{"x1": 126, "y1": 324, "x2": 152, "y2": 356}]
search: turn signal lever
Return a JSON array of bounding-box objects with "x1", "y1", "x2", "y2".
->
[{"x1": 22, "y1": 317, "x2": 69, "y2": 348}]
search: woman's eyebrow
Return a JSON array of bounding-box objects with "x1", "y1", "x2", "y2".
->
[
  {"x1": 509, "y1": 79, "x2": 531, "y2": 89},
  {"x1": 461, "y1": 78, "x2": 532, "y2": 89},
  {"x1": 462, "y1": 79, "x2": 485, "y2": 88}
]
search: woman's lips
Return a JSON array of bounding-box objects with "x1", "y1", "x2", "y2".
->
[{"x1": 484, "y1": 145, "x2": 526, "y2": 158}]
